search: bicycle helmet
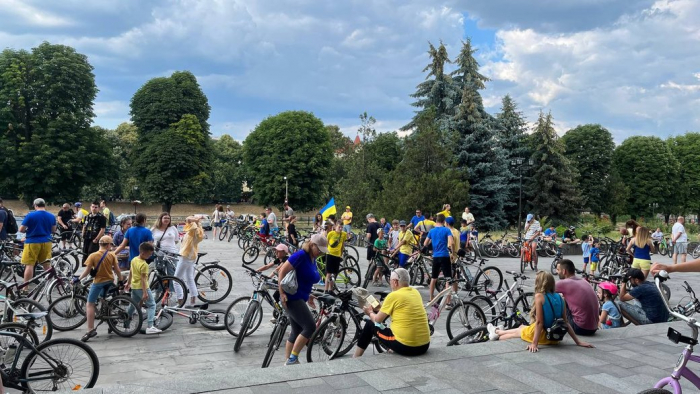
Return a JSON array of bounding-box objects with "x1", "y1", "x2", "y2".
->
[
  {"x1": 569, "y1": 225, "x2": 576, "y2": 231},
  {"x1": 75, "y1": 202, "x2": 82, "y2": 207},
  {"x1": 598, "y1": 281, "x2": 618, "y2": 296}
]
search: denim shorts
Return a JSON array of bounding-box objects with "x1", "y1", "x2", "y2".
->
[{"x1": 87, "y1": 281, "x2": 113, "y2": 303}]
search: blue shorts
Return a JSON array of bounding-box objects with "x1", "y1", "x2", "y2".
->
[
  {"x1": 87, "y1": 281, "x2": 113, "y2": 303},
  {"x1": 583, "y1": 257, "x2": 590, "y2": 264},
  {"x1": 398, "y1": 252, "x2": 410, "y2": 267}
]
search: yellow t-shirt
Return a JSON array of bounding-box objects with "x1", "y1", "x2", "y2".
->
[
  {"x1": 416, "y1": 219, "x2": 435, "y2": 233},
  {"x1": 450, "y1": 228, "x2": 460, "y2": 253},
  {"x1": 437, "y1": 210, "x2": 451, "y2": 219},
  {"x1": 380, "y1": 287, "x2": 430, "y2": 347},
  {"x1": 399, "y1": 230, "x2": 417, "y2": 255},
  {"x1": 103, "y1": 208, "x2": 111, "y2": 221},
  {"x1": 327, "y1": 230, "x2": 347, "y2": 257},
  {"x1": 342, "y1": 212, "x2": 353, "y2": 226},
  {"x1": 130, "y1": 257, "x2": 149, "y2": 289}
]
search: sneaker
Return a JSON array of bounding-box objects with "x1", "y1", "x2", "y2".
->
[
  {"x1": 487, "y1": 323, "x2": 499, "y2": 341},
  {"x1": 318, "y1": 280, "x2": 325, "y2": 286},
  {"x1": 146, "y1": 326, "x2": 162, "y2": 335},
  {"x1": 81, "y1": 329, "x2": 97, "y2": 343},
  {"x1": 285, "y1": 357, "x2": 300, "y2": 366}
]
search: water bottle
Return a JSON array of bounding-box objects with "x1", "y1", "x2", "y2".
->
[
  {"x1": 428, "y1": 303, "x2": 439, "y2": 321},
  {"x1": 464, "y1": 267, "x2": 473, "y2": 282}
]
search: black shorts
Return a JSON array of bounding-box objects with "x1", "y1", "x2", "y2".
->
[
  {"x1": 367, "y1": 247, "x2": 376, "y2": 261},
  {"x1": 60, "y1": 228, "x2": 72, "y2": 241},
  {"x1": 326, "y1": 255, "x2": 342, "y2": 275},
  {"x1": 431, "y1": 256, "x2": 452, "y2": 279}
]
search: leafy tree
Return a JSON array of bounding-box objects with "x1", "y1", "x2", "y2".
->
[
  {"x1": 0, "y1": 42, "x2": 110, "y2": 205},
  {"x1": 130, "y1": 71, "x2": 211, "y2": 136},
  {"x1": 495, "y1": 95, "x2": 529, "y2": 225},
  {"x1": 613, "y1": 136, "x2": 678, "y2": 217},
  {"x1": 210, "y1": 134, "x2": 244, "y2": 203},
  {"x1": 562, "y1": 124, "x2": 615, "y2": 215},
  {"x1": 242, "y1": 111, "x2": 331, "y2": 211},
  {"x1": 402, "y1": 42, "x2": 452, "y2": 131},
  {"x1": 667, "y1": 133, "x2": 700, "y2": 217},
  {"x1": 134, "y1": 115, "x2": 212, "y2": 212},
  {"x1": 326, "y1": 125, "x2": 352, "y2": 154},
  {"x1": 605, "y1": 165, "x2": 629, "y2": 224},
  {"x1": 527, "y1": 112, "x2": 581, "y2": 224}
]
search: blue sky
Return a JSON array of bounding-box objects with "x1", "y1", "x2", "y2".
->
[{"x1": 1, "y1": 0, "x2": 698, "y2": 142}]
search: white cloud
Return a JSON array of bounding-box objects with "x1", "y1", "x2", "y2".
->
[{"x1": 0, "y1": 0, "x2": 73, "y2": 27}]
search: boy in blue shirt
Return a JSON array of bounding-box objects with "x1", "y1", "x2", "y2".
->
[
  {"x1": 424, "y1": 214, "x2": 455, "y2": 303},
  {"x1": 589, "y1": 241, "x2": 600, "y2": 274}
]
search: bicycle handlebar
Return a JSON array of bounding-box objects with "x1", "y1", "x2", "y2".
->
[
  {"x1": 656, "y1": 271, "x2": 700, "y2": 329},
  {"x1": 241, "y1": 264, "x2": 271, "y2": 280}
]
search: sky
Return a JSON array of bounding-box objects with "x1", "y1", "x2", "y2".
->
[{"x1": 1, "y1": 0, "x2": 699, "y2": 143}]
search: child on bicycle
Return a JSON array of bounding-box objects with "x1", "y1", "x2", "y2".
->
[
  {"x1": 324, "y1": 222, "x2": 347, "y2": 292},
  {"x1": 589, "y1": 240, "x2": 600, "y2": 274},
  {"x1": 74, "y1": 235, "x2": 123, "y2": 342},
  {"x1": 125, "y1": 242, "x2": 161, "y2": 335},
  {"x1": 597, "y1": 282, "x2": 621, "y2": 329},
  {"x1": 373, "y1": 228, "x2": 389, "y2": 287}
]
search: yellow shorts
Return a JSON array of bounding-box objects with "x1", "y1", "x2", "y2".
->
[
  {"x1": 520, "y1": 324, "x2": 560, "y2": 346},
  {"x1": 632, "y1": 258, "x2": 651, "y2": 271},
  {"x1": 21, "y1": 242, "x2": 52, "y2": 265}
]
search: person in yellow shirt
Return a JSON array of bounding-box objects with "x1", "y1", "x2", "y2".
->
[
  {"x1": 341, "y1": 206, "x2": 353, "y2": 234},
  {"x1": 73, "y1": 235, "x2": 122, "y2": 342},
  {"x1": 437, "y1": 203, "x2": 451, "y2": 220},
  {"x1": 445, "y1": 217, "x2": 461, "y2": 262},
  {"x1": 125, "y1": 242, "x2": 162, "y2": 335},
  {"x1": 325, "y1": 222, "x2": 347, "y2": 292},
  {"x1": 354, "y1": 268, "x2": 430, "y2": 357},
  {"x1": 391, "y1": 221, "x2": 416, "y2": 267}
]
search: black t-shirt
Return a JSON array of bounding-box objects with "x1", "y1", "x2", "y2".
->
[
  {"x1": 57, "y1": 209, "x2": 74, "y2": 229},
  {"x1": 563, "y1": 229, "x2": 576, "y2": 239},
  {"x1": 273, "y1": 256, "x2": 288, "y2": 266},
  {"x1": 84, "y1": 213, "x2": 107, "y2": 238},
  {"x1": 287, "y1": 223, "x2": 298, "y2": 242},
  {"x1": 366, "y1": 222, "x2": 381, "y2": 245}
]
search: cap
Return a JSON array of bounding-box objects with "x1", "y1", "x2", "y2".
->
[
  {"x1": 628, "y1": 268, "x2": 645, "y2": 281},
  {"x1": 310, "y1": 234, "x2": 328, "y2": 253},
  {"x1": 366, "y1": 213, "x2": 374, "y2": 219},
  {"x1": 399, "y1": 220, "x2": 407, "y2": 226},
  {"x1": 526, "y1": 213, "x2": 533, "y2": 222},
  {"x1": 445, "y1": 216, "x2": 455, "y2": 226},
  {"x1": 345, "y1": 206, "x2": 351, "y2": 209},
  {"x1": 274, "y1": 244, "x2": 290, "y2": 254}
]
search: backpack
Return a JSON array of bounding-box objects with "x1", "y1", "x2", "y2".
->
[
  {"x1": 3, "y1": 208, "x2": 18, "y2": 234},
  {"x1": 545, "y1": 294, "x2": 568, "y2": 341},
  {"x1": 108, "y1": 211, "x2": 116, "y2": 226}
]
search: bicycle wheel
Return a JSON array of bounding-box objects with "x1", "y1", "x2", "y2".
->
[
  {"x1": 234, "y1": 300, "x2": 262, "y2": 351},
  {"x1": 47, "y1": 295, "x2": 87, "y2": 331},
  {"x1": 505, "y1": 243, "x2": 519, "y2": 258},
  {"x1": 480, "y1": 241, "x2": 499, "y2": 258},
  {"x1": 543, "y1": 242, "x2": 557, "y2": 257},
  {"x1": 362, "y1": 262, "x2": 375, "y2": 288},
  {"x1": 344, "y1": 245, "x2": 359, "y2": 262},
  {"x1": 242, "y1": 246, "x2": 260, "y2": 265},
  {"x1": 262, "y1": 320, "x2": 287, "y2": 368},
  {"x1": 53, "y1": 258, "x2": 74, "y2": 278},
  {"x1": 218, "y1": 226, "x2": 228, "y2": 241},
  {"x1": 46, "y1": 278, "x2": 73, "y2": 306},
  {"x1": 513, "y1": 292, "x2": 535, "y2": 325},
  {"x1": 469, "y1": 295, "x2": 496, "y2": 322},
  {"x1": 263, "y1": 248, "x2": 276, "y2": 266},
  {"x1": 106, "y1": 295, "x2": 143, "y2": 337},
  {"x1": 199, "y1": 308, "x2": 227, "y2": 330},
  {"x1": 520, "y1": 251, "x2": 526, "y2": 273},
  {"x1": 446, "y1": 325, "x2": 489, "y2": 346},
  {"x1": 195, "y1": 264, "x2": 233, "y2": 303},
  {"x1": 473, "y1": 266, "x2": 503, "y2": 294},
  {"x1": 11, "y1": 298, "x2": 53, "y2": 342},
  {"x1": 20, "y1": 337, "x2": 99, "y2": 391},
  {"x1": 342, "y1": 255, "x2": 360, "y2": 273},
  {"x1": 150, "y1": 275, "x2": 187, "y2": 308},
  {"x1": 337, "y1": 310, "x2": 361, "y2": 357},
  {"x1": 139, "y1": 310, "x2": 174, "y2": 334},
  {"x1": 0, "y1": 322, "x2": 40, "y2": 346},
  {"x1": 335, "y1": 267, "x2": 361, "y2": 290},
  {"x1": 306, "y1": 316, "x2": 345, "y2": 363},
  {"x1": 445, "y1": 301, "x2": 487, "y2": 340},
  {"x1": 70, "y1": 234, "x2": 83, "y2": 249},
  {"x1": 550, "y1": 257, "x2": 559, "y2": 276},
  {"x1": 225, "y1": 296, "x2": 263, "y2": 337},
  {"x1": 237, "y1": 236, "x2": 247, "y2": 249}
]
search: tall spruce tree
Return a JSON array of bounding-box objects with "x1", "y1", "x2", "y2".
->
[
  {"x1": 495, "y1": 95, "x2": 529, "y2": 225},
  {"x1": 450, "y1": 39, "x2": 489, "y2": 114},
  {"x1": 401, "y1": 41, "x2": 452, "y2": 131},
  {"x1": 527, "y1": 112, "x2": 581, "y2": 224}
]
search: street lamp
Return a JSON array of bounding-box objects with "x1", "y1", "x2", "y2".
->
[
  {"x1": 284, "y1": 176, "x2": 288, "y2": 203},
  {"x1": 511, "y1": 157, "x2": 533, "y2": 239}
]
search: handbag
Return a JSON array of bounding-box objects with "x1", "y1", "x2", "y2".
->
[
  {"x1": 281, "y1": 268, "x2": 298, "y2": 295},
  {"x1": 90, "y1": 251, "x2": 110, "y2": 277},
  {"x1": 545, "y1": 293, "x2": 568, "y2": 341}
]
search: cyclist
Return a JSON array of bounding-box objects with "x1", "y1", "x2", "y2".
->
[
  {"x1": 56, "y1": 203, "x2": 75, "y2": 249},
  {"x1": 390, "y1": 221, "x2": 416, "y2": 268},
  {"x1": 73, "y1": 235, "x2": 123, "y2": 342},
  {"x1": 325, "y1": 222, "x2": 347, "y2": 292},
  {"x1": 562, "y1": 226, "x2": 580, "y2": 244},
  {"x1": 257, "y1": 243, "x2": 289, "y2": 275},
  {"x1": 372, "y1": 228, "x2": 389, "y2": 287},
  {"x1": 19, "y1": 198, "x2": 55, "y2": 286},
  {"x1": 543, "y1": 225, "x2": 557, "y2": 242},
  {"x1": 423, "y1": 214, "x2": 454, "y2": 303},
  {"x1": 651, "y1": 227, "x2": 663, "y2": 252},
  {"x1": 125, "y1": 242, "x2": 162, "y2": 335},
  {"x1": 71, "y1": 202, "x2": 89, "y2": 225},
  {"x1": 176, "y1": 215, "x2": 205, "y2": 308},
  {"x1": 354, "y1": 268, "x2": 430, "y2": 357},
  {"x1": 523, "y1": 214, "x2": 541, "y2": 270},
  {"x1": 597, "y1": 282, "x2": 621, "y2": 329},
  {"x1": 286, "y1": 215, "x2": 299, "y2": 247},
  {"x1": 555, "y1": 259, "x2": 598, "y2": 336},
  {"x1": 445, "y1": 217, "x2": 460, "y2": 263}
]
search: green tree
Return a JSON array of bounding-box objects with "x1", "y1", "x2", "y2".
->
[
  {"x1": 562, "y1": 124, "x2": 615, "y2": 215},
  {"x1": 134, "y1": 115, "x2": 212, "y2": 212},
  {"x1": 402, "y1": 42, "x2": 452, "y2": 131},
  {"x1": 667, "y1": 133, "x2": 700, "y2": 217},
  {"x1": 0, "y1": 42, "x2": 110, "y2": 205},
  {"x1": 495, "y1": 95, "x2": 529, "y2": 225},
  {"x1": 242, "y1": 111, "x2": 331, "y2": 211},
  {"x1": 527, "y1": 112, "x2": 581, "y2": 224},
  {"x1": 613, "y1": 136, "x2": 678, "y2": 217},
  {"x1": 449, "y1": 39, "x2": 489, "y2": 117},
  {"x1": 211, "y1": 134, "x2": 244, "y2": 203},
  {"x1": 605, "y1": 165, "x2": 629, "y2": 224}
]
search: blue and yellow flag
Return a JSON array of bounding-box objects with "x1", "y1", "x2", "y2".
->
[{"x1": 320, "y1": 198, "x2": 336, "y2": 220}]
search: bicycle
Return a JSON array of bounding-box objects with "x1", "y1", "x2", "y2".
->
[
  {"x1": 315, "y1": 256, "x2": 361, "y2": 291},
  {"x1": 261, "y1": 305, "x2": 290, "y2": 368},
  {"x1": 155, "y1": 250, "x2": 232, "y2": 304},
  {"x1": 425, "y1": 277, "x2": 487, "y2": 339},
  {"x1": 453, "y1": 254, "x2": 503, "y2": 296},
  {"x1": 0, "y1": 312, "x2": 100, "y2": 391},
  {"x1": 155, "y1": 303, "x2": 226, "y2": 330},
  {"x1": 361, "y1": 250, "x2": 397, "y2": 288},
  {"x1": 305, "y1": 292, "x2": 345, "y2": 363},
  {"x1": 520, "y1": 240, "x2": 536, "y2": 273},
  {"x1": 673, "y1": 280, "x2": 700, "y2": 318},
  {"x1": 0, "y1": 281, "x2": 54, "y2": 343}
]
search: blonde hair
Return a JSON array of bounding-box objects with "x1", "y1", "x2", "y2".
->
[
  {"x1": 634, "y1": 226, "x2": 651, "y2": 247},
  {"x1": 531, "y1": 271, "x2": 556, "y2": 321}
]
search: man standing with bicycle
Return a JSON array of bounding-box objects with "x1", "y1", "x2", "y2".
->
[
  {"x1": 82, "y1": 202, "x2": 107, "y2": 264},
  {"x1": 523, "y1": 214, "x2": 541, "y2": 270},
  {"x1": 56, "y1": 203, "x2": 75, "y2": 249},
  {"x1": 19, "y1": 198, "x2": 55, "y2": 286},
  {"x1": 424, "y1": 214, "x2": 456, "y2": 304}
]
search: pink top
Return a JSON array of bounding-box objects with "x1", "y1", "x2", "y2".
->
[{"x1": 555, "y1": 277, "x2": 599, "y2": 330}]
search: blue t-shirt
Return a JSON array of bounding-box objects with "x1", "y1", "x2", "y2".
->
[
  {"x1": 582, "y1": 242, "x2": 592, "y2": 258},
  {"x1": 542, "y1": 293, "x2": 563, "y2": 328},
  {"x1": 544, "y1": 228, "x2": 556, "y2": 238},
  {"x1": 602, "y1": 300, "x2": 621, "y2": 328},
  {"x1": 460, "y1": 230, "x2": 468, "y2": 244},
  {"x1": 590, "y1": 247, "x2": 600, "y2": 262},
  {"x1": 383, "y1": 223, "x2": 391, "y2": 235},
  {"x1": 285, "y1": 250, "x2": 321, "y2": 302},
  {"x1": 21, "y1": 210, "x2": 55, "y2": 244},
  {"x1": 124, "y1": 225, "x2": 154, "y2": 262},
  {"x1": 427, "y1": 226, "x2": 453, "y2": 258},
  {"x1": 0, "y1": 209, "x2": 7, "y2": 241},
  {"x1": 260, "y1": 220, "x2": 270, "y2": 236},
  {"x1": 410, "y1": 215, "x2": 425, "y2": 228},
  {"x1": 629, "y1": 281, "x2": 669, "y2": 323}
]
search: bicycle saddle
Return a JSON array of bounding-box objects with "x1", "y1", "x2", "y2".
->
[
  {"x1": 15, "y1": 311, "x2": 48, "y2": 320},
  {"x1": 197, "y1": 252, "x2": 208, "y2": 257},
  {"x1": 317, "y1": 294, "x2": 338, "y2": 305}
]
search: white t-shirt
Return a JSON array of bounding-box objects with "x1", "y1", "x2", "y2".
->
[
  {"x1": 524, "y1": 220, "x2": 542, "y2": 240},
  {"x1": 151, "y1": 226, "x2": 180, "y2": 253},
  {"x1": 225, "y1": 210, "x2": 235, "y2": 220},
  {"x1": 212, "y1": 210, "x2": 222, "y2": 222},
  {"x1": 672, "y1": 223, "x2": 687, "y2": 243},
  {"x1": 267, "y1": 212, "x2": 278, "y2": 229},
  {"x1": 462, "y1": 212, "x2": 475, "y2": 224}
]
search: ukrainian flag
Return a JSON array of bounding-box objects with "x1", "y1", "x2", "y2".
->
[{"x1": 320, "y1": 198, "x2": 337, "y2": 220}]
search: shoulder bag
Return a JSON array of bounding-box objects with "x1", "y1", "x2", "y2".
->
[
  {"x1": 90, "y1": 251, "x2": 110, "y2": 277},
  {"x1": 545, "y1": 293, "x2": 568, "y2": 341},
  {"x1": 281, "y1": 268, "x2": 298, "y2": 295}
]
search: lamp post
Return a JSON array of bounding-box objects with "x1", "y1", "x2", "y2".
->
[
  {"x1": 511, "y1": 158, "x2": 533, "y2": 239},
  {"x1": 284, "y1": 176, "x2": 288, "y2": 203}
]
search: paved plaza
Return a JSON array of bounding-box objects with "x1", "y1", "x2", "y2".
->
[{"x1": 42, "y1": 235, "x2": 700, "y2": 393}]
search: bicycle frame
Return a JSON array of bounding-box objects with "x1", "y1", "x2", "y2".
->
[
  {"x1": 425, "y1": 279, "x2": 463, "y2": 326},
  {"x1": 479, "y1": 279, "x2": 522, "y2": 320},
  {"x1": 0, "y1": 329, "x2": 63, "y2": 389}
]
